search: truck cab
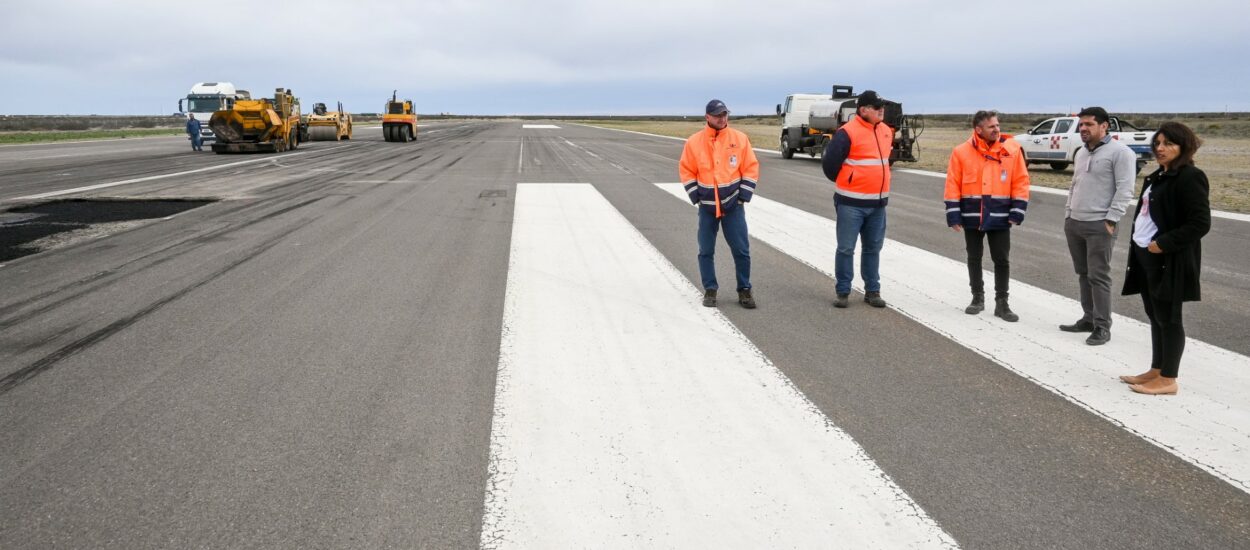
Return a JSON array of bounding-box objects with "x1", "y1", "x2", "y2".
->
[
  {"x1": 178, "y1": 82, "x2": 250, "y2": 141},
  {"x1": 1015, "y1": 115, "x2": 1154, "y2": 172}
]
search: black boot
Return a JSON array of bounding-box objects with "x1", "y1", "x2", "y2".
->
[
  {"x1": 994, "y1": 296, "x2": 1018, "y2": 322},
  {"x1": 965, "y1": 292, "x2": 985, "y2": 315}
]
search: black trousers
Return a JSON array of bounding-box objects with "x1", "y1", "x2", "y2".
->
[
  {"x1": 964, "y1": 228, "x2": 1010, "y2": 298},
  {"x1": 1132, "y1": 245, "x2": 1186, "y2": 378}
]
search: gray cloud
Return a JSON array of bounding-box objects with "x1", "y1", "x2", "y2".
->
[{"x1": 2, "y1": 0, "x2": 1247, "y2": 115}]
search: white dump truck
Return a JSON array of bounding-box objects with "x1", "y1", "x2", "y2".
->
[
  {"x1": 776, "y1": 85, "x2": 921, "y2": 164},
  {"x1": 178, "y1": 82, "x2": 251, "y2": 141}
]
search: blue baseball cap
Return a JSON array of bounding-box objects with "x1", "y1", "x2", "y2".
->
[{"x1": 705, "y1": 99, "x2": 729, "y2": 115}]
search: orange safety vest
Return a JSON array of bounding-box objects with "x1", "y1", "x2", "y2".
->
[
  {"x1": 834, "y1": 115, "x2": 893, "y2": 207},
  {"x1": 943, "y1": 133, "x2": 1030, "y2": 230},
  {"x1": 679, "y1": 126, "x2": 760, "y2": 217}
]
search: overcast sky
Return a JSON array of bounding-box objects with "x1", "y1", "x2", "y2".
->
[{"x1": 3, "y1": 0, "x2": 1247, "y2": 116}]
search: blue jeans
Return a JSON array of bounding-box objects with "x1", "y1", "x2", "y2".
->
[
  {"x1": 697, "y1": 205, "x2": 750, "y2": 291},
  {"x1": 835, "y1": 203, "x2": 886, "y2": 295},
  {"x1": 190, "y1": 135, "x2": 203, "y2": 151}
]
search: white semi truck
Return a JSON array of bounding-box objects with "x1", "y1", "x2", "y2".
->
[
  {"x1": 776, "y1": 85, "x2": 920, "y2": 164},
  {"x1": 177, "y1": 82, "x2": 250, "y2": 141}
]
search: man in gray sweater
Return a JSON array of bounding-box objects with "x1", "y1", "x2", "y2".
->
[{"x1": 1060, "y1": 106, "x2": 1137, "y2": 345}]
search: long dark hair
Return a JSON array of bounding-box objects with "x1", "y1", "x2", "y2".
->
[{"x1": 1152, "y1": 121, "x2": 1202, "y2": 169}]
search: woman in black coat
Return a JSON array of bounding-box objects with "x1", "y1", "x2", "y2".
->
[{"x1": 1119, "y1": 122, "x2": 1211, "y2": 395}]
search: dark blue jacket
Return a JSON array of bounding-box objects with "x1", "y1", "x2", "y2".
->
[{"x1": 186, "y1": 118, "x2": 202, "y2": 136}]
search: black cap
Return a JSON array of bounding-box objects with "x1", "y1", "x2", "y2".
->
[
  {"x1": 705, "y1": 99, "x2": 729, "y2": 115},
  {"x1": 856, "y1": 90, "x2": 884, "y2": 108}
]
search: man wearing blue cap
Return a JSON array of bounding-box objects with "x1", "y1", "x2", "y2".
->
[{"x1": 679, "y1": 99, "x2": 761, "y2": 308}]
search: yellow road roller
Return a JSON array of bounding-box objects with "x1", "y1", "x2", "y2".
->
[
  {"x1": 382, "y1": 90, "x2": 418, "y2": 143},
  {"x1": 209, "y1": 88, "x2": 303, "y2": 153},
  {"x1": 306, "y1": 101, "x2": 352, "y2": 141}
]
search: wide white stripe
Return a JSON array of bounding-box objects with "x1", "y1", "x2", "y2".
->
[
  {"x1": 657, "y1": 183, "x2": 1250, "y2": 494},
  {"x1": 522, "y1": 124, "x2": 560, "y2": 129},
  {"x1": 483, "y1": 183, "x2": 957, "y2": 549}
]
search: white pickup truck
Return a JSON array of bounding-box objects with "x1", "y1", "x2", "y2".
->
[{"x1": 1013, "y1": 115, "x2": 1155, "y2": 172}]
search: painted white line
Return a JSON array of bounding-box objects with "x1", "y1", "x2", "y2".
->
[
  {"x1": 0, "y1": 134, "x2": 181, "y2": 148},
  {"x1": 482, "y1": 183, "x2": 957, "y2": 549},
  {"x1": 899, "y1": 169, "x2": 1250, "y2": 222},
  {"x1": 573, "y1": 123, "x2": 783, "y2": 156},
  {"x1": 521, "y1": 124, "x2": 560, "y2": 129},
  {"x1": 15, "y1": 154, "x2": 307, "y2": 201},
  {"x1": 517, "y1": 139, "x2": 524, "y2": 173},
  {"x1": 657, "y1": 183, "x2": 1250, "y2": 494},
  {"x1": 561, "y1": 138, "x2": 601, "y2": 159}
]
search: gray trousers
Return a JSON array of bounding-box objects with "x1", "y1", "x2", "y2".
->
[{"x1": 1064, "y1": 218, "x2": 1118, "y2": 329}]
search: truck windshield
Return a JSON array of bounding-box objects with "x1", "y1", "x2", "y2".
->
[
  {"x1": 187, "y1": 97, "x2": 224, "y2": 112},
  {"x1": 387, "y1": 103, "x2": 405, "y2": 114}
]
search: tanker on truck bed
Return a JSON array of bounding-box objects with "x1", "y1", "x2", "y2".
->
[
  {"x1": 209, "y1": 88, "x2": 306, "y2": 154},
  {"x1": 777, "y1": 85, "x2": 921, "y2": 164},
  {"x1": 178, "y1": 82, "x2": 250, "y2": 141}
]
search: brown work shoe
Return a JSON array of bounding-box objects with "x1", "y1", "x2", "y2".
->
[
  {"x1": 702, "y1": 289, "x2": 717, "y2": 307},
  {"x1": 833, "y1": 294, "x2": 849, "y2": 308},
  {"x1": 738, "y1": 289, "x2": 756, "y2": 309},
  {"x1": 864, "y1": 291, "x2": 886, "y2": 308}
]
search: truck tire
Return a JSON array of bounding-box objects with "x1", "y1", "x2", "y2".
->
[
  {"x1": 398, "y1": 126, "x2": 409, "y2": 143},
  {"x1": 289, "y1": 128, "x2": 299, "y2": 150},
  {"x1": 780, "y1": 135, "x2": 794, "y2": 159},
  {"x1": 384, "y1": 126, "x2": 394, "y2": 142},
  {"x1": 1136, "y1": 160, "x2": 1147, "y2": 173},
  {"x1": 1049, "y1": 161, "x2": 1068, "y2": 171}
]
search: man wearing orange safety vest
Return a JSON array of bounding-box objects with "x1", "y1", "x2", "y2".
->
[
  {"x1": 822, "y1": 90, "x2": 894, "y2": 309},
  {"x1": 679, "y1": 99, "x2": 760, "y2": 309},
  {"x1": 944, "y1": 110, "x2": 1030, "y2": 321}
]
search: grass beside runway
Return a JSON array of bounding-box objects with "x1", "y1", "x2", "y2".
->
[{"x1": 577, "y1": 118, "x2": 1250, "y2": 213}]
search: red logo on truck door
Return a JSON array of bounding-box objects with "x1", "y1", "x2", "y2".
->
[{"x1": 1049, "y1": 136, "x2": 1061, "y2": 149}]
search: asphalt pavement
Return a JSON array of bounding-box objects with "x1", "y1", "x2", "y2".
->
[{"x1": 1, "y1": 122, "x2": 1247, "y2": 549}]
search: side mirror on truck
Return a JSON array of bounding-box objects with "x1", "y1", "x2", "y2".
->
[{"x1": 776, "y1": 104, "x2": 782, "y2": 116}]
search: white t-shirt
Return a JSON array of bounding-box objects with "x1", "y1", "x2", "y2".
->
[{"x1": 1132, "y1": 185, "x2": 1160, "y2": 249}]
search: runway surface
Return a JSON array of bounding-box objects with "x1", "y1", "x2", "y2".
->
[{"x1": 2, "y1": 122, "x2": 1248, "y2": 549}]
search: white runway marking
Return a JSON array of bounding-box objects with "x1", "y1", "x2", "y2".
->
[
  {"x1": 17, "y1": 154, "x2": 306, "y2": 200},
  {"x1": 657, "y1": 183, "x2": 1250, "y2": 494},
  {"x1": 482, "y1": 183, "x2": 957, "y2": 549},
  {"x1": 521, "y1": 124, "x2": 560, "y2": 129}
]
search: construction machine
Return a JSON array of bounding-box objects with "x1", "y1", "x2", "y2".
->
[
  {"x1": 382, "y1": 91, "x2": 418, "y2": 142},
  {"x1": 306, "y1": 101, "x2": 353, "y2": 141},
  {"x1": 777, "y1": 85, "x2": 922, "y2": 164},
  {"x1": 210, "y1": 88, "x2": 305, "y2": 153}
]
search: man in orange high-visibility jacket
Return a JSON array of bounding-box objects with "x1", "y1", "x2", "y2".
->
[
  {"x1": 822, "y1": 90, "x2": 894, "y2": 309},
  {"x1": 944, "y1": 110, "x2": 1030, "y2": 321},
  {"x1": 679, "y1": 99, "x2": 760, "y2": 309}
]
